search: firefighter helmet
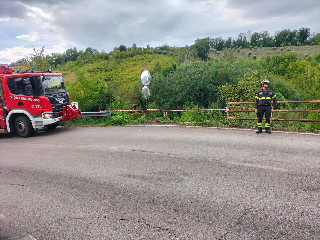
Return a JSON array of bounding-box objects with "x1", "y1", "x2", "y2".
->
[{"x1": 261, "y1": 79, "x2": 270, "y2": 86}]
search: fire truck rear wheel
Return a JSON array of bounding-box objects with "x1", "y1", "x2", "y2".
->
[{"x1": 14, "y1": 116, "x2": 34, "y2": 138}]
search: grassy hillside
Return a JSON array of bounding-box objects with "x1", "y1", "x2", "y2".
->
[
  {"x1": 54, "y1": 45, "x2": 320, "y2": 111},
  {"x1": 209, "y1": 45, "x2": 320, "y2": 61},
  {"x1": 57, "y1": 53, "x2": 176, "y2": 110},
  {"x1": 53, "y1": 45, "x2": 320, "y2": 131}
]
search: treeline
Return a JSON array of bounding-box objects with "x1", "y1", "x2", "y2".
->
[
  {"x1": 48, "y1": 28, "x2": 320, "y2": 64},
  {"x1": 45, "y1": 45, "x2": 178, "y2": 68},
  {"x1": 209, "y1": 28, "x2": 319, "y2": 50},
  {"x1": 49, "y1": 27, "x2": 320, "y2": 64}
]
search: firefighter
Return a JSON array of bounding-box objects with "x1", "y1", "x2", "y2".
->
[{"x1": 254, "y1": 79, "x2": 277, "y2": 134}]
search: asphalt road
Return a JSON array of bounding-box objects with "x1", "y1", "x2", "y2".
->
[{"x1": 1, "y1": 126, "x2": 320, "y2": 240}]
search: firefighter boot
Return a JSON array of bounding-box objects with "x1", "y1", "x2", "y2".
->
[
  {"x1": 265, "y1": 123, "x2": 271, "y2": 134},
  {"x1": 265, "y1": 127, "x2": 271, "y2": 134},
  {"x1": 256, "y1": 123, "x2": 263, "y2": 134}
]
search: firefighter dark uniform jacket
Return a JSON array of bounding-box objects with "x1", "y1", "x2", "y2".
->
[{"x1": 255, "y1": 89, "x2": 277, "y2": 109}]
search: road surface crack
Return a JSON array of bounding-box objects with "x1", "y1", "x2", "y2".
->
[{"x1": 219, "y1": 208, "x2": 251, "y2": 240}]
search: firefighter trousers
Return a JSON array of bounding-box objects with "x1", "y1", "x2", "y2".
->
[{"x1": 257, "y1": 105, "x2": 271, "y2": 127}]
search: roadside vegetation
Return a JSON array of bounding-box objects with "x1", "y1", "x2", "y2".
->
[{"x1": 12, "y1": 28, "x2": 320, "y2": 132}]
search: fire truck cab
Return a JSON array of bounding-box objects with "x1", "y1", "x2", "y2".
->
[{"x1": 0, "y1": 64, "x2": 81, "y2": 137}]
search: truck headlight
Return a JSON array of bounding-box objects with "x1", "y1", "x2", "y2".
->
[{"x1": 43, "y1": 114, "x2": 54, "y2": 119}]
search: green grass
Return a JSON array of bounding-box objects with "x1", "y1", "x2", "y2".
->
[{"x1": 209, "y1": 45, "x2": 320, "y2": 61}]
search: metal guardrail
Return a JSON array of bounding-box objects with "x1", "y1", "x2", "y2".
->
[
  {"x1": 81, "y1": 110, "x2": 112, "y2": 118},
  {"x1": 226, "y1": 100, "x2": 320, "y2": 124}
]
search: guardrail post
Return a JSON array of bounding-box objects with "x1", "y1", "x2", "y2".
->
[{"x1": 226, "y1": 103, "x2": 229, "y2": 125}]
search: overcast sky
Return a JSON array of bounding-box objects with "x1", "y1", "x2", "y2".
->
[{"x1": 0, "y1": 0, "x2": 319, "y2": 63}]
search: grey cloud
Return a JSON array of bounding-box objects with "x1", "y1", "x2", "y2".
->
[
  {"x1": 227, "y1": 0, "x2": 320, "y2": 19},
  {"x1": 44, "y1": 0, "x2": 198, "y2": 50},
  {"x1": 1, "y1": 0, "x2": 319, "y2": 57},
  {"x1": 0, "y1": 1, "x2": 29, "y2": 19}
]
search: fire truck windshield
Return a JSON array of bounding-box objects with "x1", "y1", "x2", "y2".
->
[{"x1": 41, "y1": 76, "x2": 66, "y2": 94}]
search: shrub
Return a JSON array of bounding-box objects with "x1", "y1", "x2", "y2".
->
[{"x1": 109, "y1": 112, "x2": 130, "y2": 125}]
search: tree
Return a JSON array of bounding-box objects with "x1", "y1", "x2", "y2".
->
[
  {"x1": 152, "y1": 61, "x2": 216, "y2": 109},
  {"x1": 260, "y1": 31, "x2": 274, "y2": 47},
  {"x1": 224, "y1": 37, "x2": 233, "y2": 49},
  {"x1": 274, "y1": 29, "x2": 297, "y2": 46},
  {"x1": 85, "y1": 47, "x2": 99, "y2": 54},
  {"x1": 250, "y1": 32, "x2": 261, "y2": 47},
  {"x1": 193, "y1": 38, "x2": 210, "y2": 61},
  {"x1": 297, "y1": 28, "x2": 310, "y2": 45},
  {"x1": 65, "y1": 47, "x2": 79, "y2": 61},
  {"x1": 119, "y1": 45, "x2": 127, "y2": 52},
  {"x1": 234, "y1": 33, "x2": 249, "y2": 48},
  {"x1": 218, "y1": 70, "x2": 267, "y2": 103},
  {"x1": 211, "y1": 37, "x2": 225, "y2": 51},
  {"x1": 309, "y1": 33, "x2": 320, "y2": 45},
  {"x1": 28, "y1": 45, "x2": 50, "y2": 71}
]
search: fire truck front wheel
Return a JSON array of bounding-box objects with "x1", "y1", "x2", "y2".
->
[{"x1": 14, "y1": 116, "x2": 34, "y2": 138}]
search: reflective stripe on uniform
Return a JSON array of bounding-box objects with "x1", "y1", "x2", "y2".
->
[
  {"x1": 257, "y1": 97, "x2": 272, "y2": 100},
  {"x1": 265, "y1": 123, "x2": 270, "y2": 127}
]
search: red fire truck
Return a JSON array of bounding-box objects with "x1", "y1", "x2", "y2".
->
[{"x1": 0, "y1": 64, "x2": 81, "y2": 137}]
